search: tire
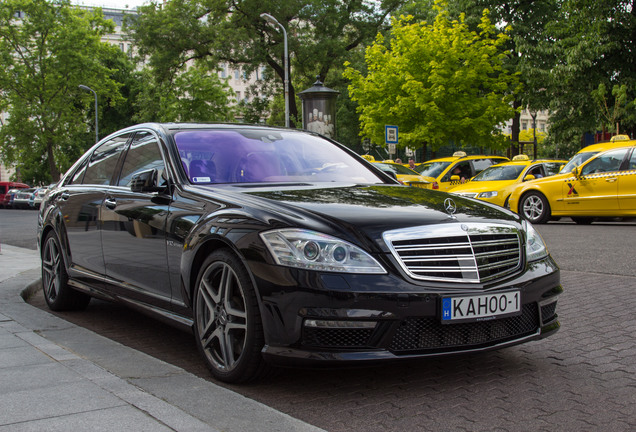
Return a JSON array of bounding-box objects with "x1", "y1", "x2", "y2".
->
[
  {"x1": 41, "y1": 231, "x2": 91, "y2": 311},
  {"x1": 571, "y1": 217, "x2": 595, "y2": 225},
  {"x1": 520, "y1": 191, "x2": 551, "y2": 224},
  {"x1": 193, "y1": 249, "x2": 268, "y2": 383}
]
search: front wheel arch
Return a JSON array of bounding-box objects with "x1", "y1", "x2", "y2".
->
[{"x1": 192, "y1": 248, "x2": 269, "y2": 383}]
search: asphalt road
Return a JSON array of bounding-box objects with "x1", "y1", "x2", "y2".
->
[{"x1": 3, "y1": 209, "x2": 636, "y2": 431}]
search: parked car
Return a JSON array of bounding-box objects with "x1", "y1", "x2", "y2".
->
[
  {"x1": 507, "y1": 142, "x2": 636, "y2": 224},
  {"x1": 413, "y1": 152, "x2": 509, "y2": 192},
  {"x1": 38, "y1": 123, "x2": 561, "y2": 383},
  {"x1": 0, "y1": 181, "x2": 30, "y2": 208},
  {"x1": 449, "y1": 155, "x2": 568, "y2": 208},
  {"x1": 12, "y1": 188, "x2": 36, "y2": 209},
  {"x1": 558, "y1": 134, "x2": 633, "y2": 175},
  {"x1": 372, "y1": 161, "x2": 431, "y2": 188},
  {"x1": 31, "y1": 185, "x2": 53, "y2": 209}
]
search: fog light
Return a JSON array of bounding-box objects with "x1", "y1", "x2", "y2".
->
[{"x1": 304, "y1": 319, "x2": 376, "y2": 329}]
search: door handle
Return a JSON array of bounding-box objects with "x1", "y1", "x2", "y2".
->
[
  {"x1": 59, "y1": 192, "x2": 70, "y2": 201},
  {"x1": 605, "y1": 177, "x2": 617, "y2": 183},
  {"x1": 104, "y1": 197, "x2": 117, "y2": 209}
]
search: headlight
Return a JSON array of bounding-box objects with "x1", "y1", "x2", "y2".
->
[
  {"x1": 260, "y1": 229, "x2": 386, "y2": 274},
  {"x1": 478, "y1": 191, "x2": 498, "y2": 198},
  {"x1": 524, "y1": 221, "x2": 548, "y2": 262}
]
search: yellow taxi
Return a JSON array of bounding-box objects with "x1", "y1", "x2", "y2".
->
[
  {"x1": 449, "y1": 155, "x2": 568, "y2": 207},
  {"x1": 413, "y1": 151, "x2": 509, "y2": 192},
  {"x1": 556, "y1": 134, "x2": 633, "y2": 175},
  {"x1": 371, "y1": 160, "x2": 432, "y2": 188},
  {"x1": 507, "y1": 139, "x2": 636, "y2": 224}
]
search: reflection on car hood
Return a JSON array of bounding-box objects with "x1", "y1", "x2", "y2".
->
[{"x1": 242, "y1": 183, "x2": 517, "y2": 232}]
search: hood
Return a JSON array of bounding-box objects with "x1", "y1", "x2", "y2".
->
[
  {"x1": 237, "y1": 184, "x2": 520, "y2": 247},
  {"x1": 450, "y1": 180, "x2": 515, "y2": 194}
]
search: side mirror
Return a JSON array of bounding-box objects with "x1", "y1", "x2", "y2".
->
[
  {"x1": 450, "y1": 175, "x2": 460, "y2": 182},
  {"x1": 571, "y1": 166, "x2": 581, "y2": 178},
  {"x1": 523, "y1": 174, "x2": 536, "y2": 181},
  {"x1": 131, "y1": 169, "x2": 162, "y2": 193}
]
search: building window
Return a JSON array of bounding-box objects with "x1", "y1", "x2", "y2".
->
[
  {"x1": 522, "y1": 122, "x2": 528, "y2": 130},
  {"x1": 119, "y1": 43, "x2": 125, "y2": 52},
  {"x1": 234, "y1": 70, "x2": 240, "y2": 80},
  {"x1": 220, "y1": 64, "x2": 226, "y2": 78}
]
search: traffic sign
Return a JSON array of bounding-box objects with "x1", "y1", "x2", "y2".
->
[{"x1": 385, "y1": 125, "x2": 398, "y2": 144}]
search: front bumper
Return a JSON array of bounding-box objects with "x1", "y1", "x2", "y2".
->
[{"x1": 252, "y1": 256, "x2": 562, "y2": 366}]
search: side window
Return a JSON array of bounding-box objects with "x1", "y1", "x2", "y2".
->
[
  {"x1": 82, "y1": 134, "x2": 131, "y2": 185},
  {"x1": 66, "y1": 158, "x2": 89, "y2": 185},
  {"x1": 471, "y1": 159, "x2": 493, "y2": 176},
  {"x1": 581, "y1": 149, "x2": 629, "y2": 176},
  {"x1": 117, "y1": 131, "x2": 167, "y2": 187},
  {"x1": 629, "y1": 150, "x2": 636, "y2": 170},
  {"x1": 444, "y1": 162, "x2": 470, "y2": 181}
]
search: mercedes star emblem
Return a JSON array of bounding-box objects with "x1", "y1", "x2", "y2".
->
[{"x1": 444, "y1": 198, "x2": 457, "y2": 217}]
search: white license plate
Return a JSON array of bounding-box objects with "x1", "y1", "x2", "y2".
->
[{"x1": 441, "y1": 291, "x2": 521, "y2": 323}]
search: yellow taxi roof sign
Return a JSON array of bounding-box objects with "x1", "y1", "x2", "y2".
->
[
  {"x1": 452, "y1": 151, "x2": 467, "y2": 158},
  {"x1": 610, "y1": 134, "x2": 630, "y2": 142},
  {"x1": 512, "y1": 154, "x2": 530, "y2": 161},
  {"x1": 383, "y1": 159, "x2": 395, "y2": 163},
  {"x1": 361, "y1": 154, "x2": 375, "y2": 161}
]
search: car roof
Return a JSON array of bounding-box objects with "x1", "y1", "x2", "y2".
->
[
  {"x1": 576, "y1": 135, "x2": 636, "y2": 154},
  {"x1": 424, "y1": 154, "x2": 509, "y2": 164}
]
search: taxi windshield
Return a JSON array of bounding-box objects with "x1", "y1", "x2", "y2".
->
[
  {"x1": 375, "y1": 163, "x2": 420, "y2": 176},
  {"x1": 415, "y1": 161, "x2": 451, "y2": 177},
  {"x1": 472, "y1": 165, "x2": 525, "y2": 181},
  {"x1": 559, "y1": 152, "x2": 598, "y2": 173}
]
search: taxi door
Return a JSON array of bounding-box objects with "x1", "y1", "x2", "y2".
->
[
  {"x1": 563, "y1": 148, "x2": 629, "y2": 213},
  {"x1": 618, "y1": 149, "x2": 636, "y2": 211}
]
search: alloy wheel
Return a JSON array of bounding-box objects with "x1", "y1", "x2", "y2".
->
[
  {"x1": 196, "y1": 262, "x2": 248, "y2": 372},
  {"x1": 42, "y1": 236, "x2": 63, "y2": 302}
]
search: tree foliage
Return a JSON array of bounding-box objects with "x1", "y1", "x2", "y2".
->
[
  {"x1": 521, "y1": 0, "x2": 636, "y2": 145},
  {"x1": 343, "y1": 2, "x2": 520, "y2": 151},
  {"x1": 0, "y1": 0, "x2": 124, "y2": 184},
  {"x1": 127, "y1": 0, "x2": 407, "y2": 128}
]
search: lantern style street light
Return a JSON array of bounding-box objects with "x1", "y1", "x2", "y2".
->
[
  {"x1": 260, "y1": 13, "x2": 289, "y2": 128},
  {"x1": 79, "y1": 85, "x2": 99, "y2": 143}
]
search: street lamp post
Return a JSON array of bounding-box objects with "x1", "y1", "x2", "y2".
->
[
  {"x1": 530, "y1": 110, "x2": 537, "y2": 159},
  {"x1": 260, "y1": 13, "x2": 289, "y2": 128},
  {"x1": 79, "y1": 85, "x2": 99, "y2": 143}
]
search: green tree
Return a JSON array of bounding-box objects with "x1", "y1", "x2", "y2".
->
[
  {"x1": 0, "y1": 0, "x2": 124, "y2": 184},
  {"x1": 132, "y1": 62, "x2": 236, "y2": 123},
  {"x1": 127, "y1": 0, "x2": 407, "y2": 128},
  {"x1": 526, "y1": 0, "x2": 636, "y2": 145},
  {"x1": 343, "y1": 2, "x2": 519, "y2": 152}
]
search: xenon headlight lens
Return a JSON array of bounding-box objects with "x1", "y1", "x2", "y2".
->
[
  {"x1": 260, "y1": 229, "x2": 386, "y2": 274},
  {"x1": 478, "y1": 191, "x2": 498, "y2": 198},
  {"x1": 524, "y1": 221, "x2": 548, "y2": 262}
]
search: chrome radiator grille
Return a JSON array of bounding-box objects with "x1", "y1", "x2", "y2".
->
[{"x1": 383, "y1": 223, "x2": 522, "y2": 283}]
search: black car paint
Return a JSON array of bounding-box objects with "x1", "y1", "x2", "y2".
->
[{"x1": 38, "y1": 123, "x2": 560, "y2": 371}]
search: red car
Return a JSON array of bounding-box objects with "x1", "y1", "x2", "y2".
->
[{"x1": 0, "y1": 182, "x2": 30, "y2": 208}]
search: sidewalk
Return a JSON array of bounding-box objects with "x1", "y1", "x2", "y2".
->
[{"x1": 0, "y1": 244, "x2": 324, "y2": 432}]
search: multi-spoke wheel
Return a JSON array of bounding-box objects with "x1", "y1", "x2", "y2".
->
[
  {"x1": 520, "y1": 192, "x2": 551, "y2": 224},
  {"x1": 193, "y1": 250, "x2": 267, "y2": 383},
  {"x1": 41, "y1": 231, "x2": 91, "y2": 311}
]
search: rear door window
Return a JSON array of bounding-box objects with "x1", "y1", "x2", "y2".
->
[{"x1": 82, "y1": 134, "x2": 132, "y2": 185}]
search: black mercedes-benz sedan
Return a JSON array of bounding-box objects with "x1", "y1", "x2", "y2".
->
[{"x1": 38, "y1": 123, "x2": 561, "y2": 383}]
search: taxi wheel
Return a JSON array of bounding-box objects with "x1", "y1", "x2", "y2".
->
[{"x1": 520, "y1": 192, "x2": 550, "y2": 224}]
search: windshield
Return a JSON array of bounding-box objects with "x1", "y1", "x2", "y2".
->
[
  {"x1": 174, "y1": 129, "x2": 384, "y2": 185},
  {"x1": 559, "y1": 151, "x2": 598, "y2": 173},
  {"x1": 375, "y1": 163, "x2": 420, "y2": 176},
  {"x1": 415, "y1": 161, "x2": 451, "y2": 178},
  {"x1": 472, "y1": 165, "x2": 525, "y2": 181}
]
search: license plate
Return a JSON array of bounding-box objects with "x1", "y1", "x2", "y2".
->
[{"x1": 441, "y1": 291, "x2": 521, "y2": 323}]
